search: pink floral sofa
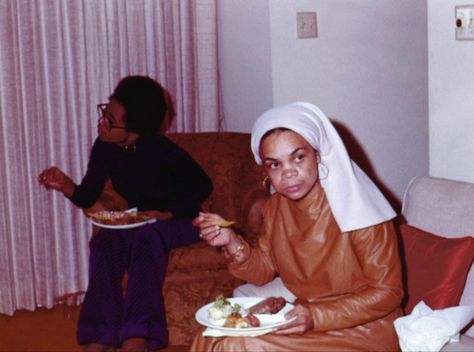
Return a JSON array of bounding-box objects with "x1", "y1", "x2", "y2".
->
[{"x1": 88, "y1": 132, "x2": 267, "y2": 347}]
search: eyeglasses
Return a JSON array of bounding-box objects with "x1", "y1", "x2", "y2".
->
[{"x1": 97, "y1": 103, "x2": 127, "y2": 130}]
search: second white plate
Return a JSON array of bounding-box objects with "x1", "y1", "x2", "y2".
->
[{"x1": 90, "y1": 218, "x2": 156, "y2": 229}]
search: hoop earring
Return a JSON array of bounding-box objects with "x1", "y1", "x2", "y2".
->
[
  {"x1": 318, "y1": 162, "x2": 329, "y2": 180},
  {"x1": 262, "y1": 176, "x2": 271, "y2": 192}
]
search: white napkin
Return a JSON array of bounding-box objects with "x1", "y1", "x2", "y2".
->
[{"x1": 394, "y1": 301, "x2": 474, "y2": 352}]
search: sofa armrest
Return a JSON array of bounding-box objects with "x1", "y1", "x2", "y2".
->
[{"x1": 402, "y1": 176, "x2": 474, "y2": 237}]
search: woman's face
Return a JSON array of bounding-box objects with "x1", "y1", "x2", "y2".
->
[
  {"x1": 260, "y1": 130, "x2": 319, "y2": 201},
  {"x1": 97, "y1": 98, "x2": 137, "y2": 145}
]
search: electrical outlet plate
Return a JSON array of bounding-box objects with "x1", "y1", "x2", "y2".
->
[
  {"x1": 455, "y1": 5, "x2": 474, "y2": 41},
  {"x1": 297, "y1": 12, "x2": 317, "y2": 39}
]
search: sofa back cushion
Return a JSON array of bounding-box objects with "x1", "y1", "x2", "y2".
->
[
  {"x1": 402, "y1": 176, "x2": 474, "y2": 337},
  {"x1": 167, "y1": 132, "x2": 265, "y2": 232}
]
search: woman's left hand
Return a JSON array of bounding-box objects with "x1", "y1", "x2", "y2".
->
[{"x1": 273, "y1": 304, "x2": 314, "y2": 335}]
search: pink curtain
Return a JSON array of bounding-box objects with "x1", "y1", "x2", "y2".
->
[{"x1": 0, "y1": 0, "x2": 220, "y2": 315}]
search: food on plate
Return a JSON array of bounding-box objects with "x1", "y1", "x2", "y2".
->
[
  {"x1": 87, "y1": 210, "x2": 153, "y2": 226},
  {"x1": 224, "y1": 312, "x2": 260, "y2": 328},
  {"x1": 245, "y1": 313, "x2": 261, "y2": 327},
  {"x1": 207, "y1": 295, "x2": 261, "y2": 328},
  {"x1": 207, "y1": 295, "x2": 241, "y2": 321},
  {"x1": 247, "y1": 296, "x2": 286, "y2": 315}
]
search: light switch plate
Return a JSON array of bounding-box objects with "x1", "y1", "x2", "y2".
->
[
  {"x1": 455, "y1": 5, "x2": 474, "y2": 40},
  {"x1": 297, "y1": 12, "x2": 317, "y2": 39}
]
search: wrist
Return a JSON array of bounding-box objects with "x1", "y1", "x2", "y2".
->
[
  {"x1": 222, "y1": 235, "x2": 246, "y2": 262},
  {"x1": 63, "y1": 180, "x2": 75, "y2": 198},
  {"x1": 228, "y1": 242, "x2": 245, "y2": 259}
]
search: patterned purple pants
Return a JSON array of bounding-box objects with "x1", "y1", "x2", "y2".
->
[{"x1": 76, "y1": 218, "x2": 199, "y2": 350}]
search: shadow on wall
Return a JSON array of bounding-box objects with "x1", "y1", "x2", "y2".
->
[{"x1": 332, "y1": 120, "x2": 401, "y2": 213}]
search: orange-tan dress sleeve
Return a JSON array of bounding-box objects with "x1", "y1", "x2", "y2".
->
[
  {"x1": 227, "y1": 202, "x2": 277, "y2": 285},
  {"x1": 302, "y1": 221, "x2": 404, "y2": 332}
]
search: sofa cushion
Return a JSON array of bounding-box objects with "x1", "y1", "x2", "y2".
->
[
  {"x1": 399, "y1": 224, "x2": 474, "y2": 314},
  {"x1": 167, "y1": 132, "x2": 265, "y2": 226},
  {"x1": 167, "y1": 241, "x2": 228, "y2": 272}
]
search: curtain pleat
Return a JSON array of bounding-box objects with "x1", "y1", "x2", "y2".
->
[{"x1": 0, "y1": 0, "x2": 219, "y2": 315}]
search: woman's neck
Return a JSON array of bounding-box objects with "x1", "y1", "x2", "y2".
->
[{"x1": 118, "y1": 132, "x2": 139, "y2": 147}]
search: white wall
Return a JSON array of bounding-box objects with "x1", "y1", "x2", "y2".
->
[
  {"x1": 218, "y1": 0, "x2": 429, "y2": 206},
  {"x1": 428, "y1": 1, "x2": 474, "y2": 183},
  {"x1": 217, "y1": 0, "x2": 273, "y2": 132}
]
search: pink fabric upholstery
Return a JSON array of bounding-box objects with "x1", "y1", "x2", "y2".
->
[{"x1": 88, "y1": 132, "x2": 267, "y2": 346}]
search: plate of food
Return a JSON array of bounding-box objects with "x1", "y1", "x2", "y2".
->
[
  {"x1": 87, "y1": 209, "x2": 156, "y2": 229},
  {"x1": 195, "y1": 295, "x2": 296, "y2": 334}
]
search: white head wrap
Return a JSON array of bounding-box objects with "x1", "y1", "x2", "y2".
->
[{"x1": 251, "y1": 102, "x2": 396, "y2": 232}]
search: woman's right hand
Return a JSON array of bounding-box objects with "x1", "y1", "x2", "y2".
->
[
  {"x1": 38, "y1": 166, "x2": 75, "y2": 197},
  {"x1": 193, "y1": 212, "x2": 237, "y2": 247}
]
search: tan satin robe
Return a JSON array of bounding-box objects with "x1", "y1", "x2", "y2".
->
[{"x1": 192, "y1": 183, "x2": 403, "y2": 351}]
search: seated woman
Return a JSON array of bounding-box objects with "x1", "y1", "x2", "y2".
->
[
  {"x1": 193, "y1": 102, "x2": 403, "y2": 351},
  {"x1": 39, "y1": 76, "x2": 212, "y2": 352}
]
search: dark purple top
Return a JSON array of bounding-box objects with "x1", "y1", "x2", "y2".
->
[{"x1": 69, "y1": 135, "x2": 212, "y2": 218}]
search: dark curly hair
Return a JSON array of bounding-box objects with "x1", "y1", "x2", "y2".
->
[{"x1": 110, "y1": 75, "x2": 167, "y2": 136}]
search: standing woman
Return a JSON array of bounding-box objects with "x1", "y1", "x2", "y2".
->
[
  {"x1": 193, "y1": 102, "x2": 403, "y2": 351},
  {"x1": 39, "y1": 76, "x2": 212, "y2": 352}
]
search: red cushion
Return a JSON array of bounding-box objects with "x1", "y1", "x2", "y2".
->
[{"x1": 399, "y1": 224, "x2": 474, "y2": 314}]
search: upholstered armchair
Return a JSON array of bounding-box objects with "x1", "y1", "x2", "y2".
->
[{"x1": 399, "y1": 176, "x2": 474, "y2": 351}]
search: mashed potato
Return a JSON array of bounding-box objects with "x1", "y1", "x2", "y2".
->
[{"x1": 207, "y1": 295, "x2": 240, "y2": 322}]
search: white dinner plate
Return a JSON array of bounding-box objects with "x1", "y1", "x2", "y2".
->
[
  {"x1": 195, "y1": 297, "x2": 296, "y2": 333},
  {"x1": 90, "y1": 218, "x2": 156, "y2": 230}
]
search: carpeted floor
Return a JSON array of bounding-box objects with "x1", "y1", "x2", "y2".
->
[{"x1": 0, "y1": 304, "x2": 188, "y2": 352}]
